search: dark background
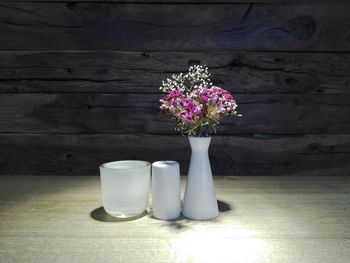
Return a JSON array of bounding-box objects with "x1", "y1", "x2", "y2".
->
[{"x1": 0, "y1": 1, "x2": 349, "y2": 176}]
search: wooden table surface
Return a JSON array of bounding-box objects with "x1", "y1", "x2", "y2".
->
[{"x1": 0, "y1": 176, "x2": 349, "y2": 263}]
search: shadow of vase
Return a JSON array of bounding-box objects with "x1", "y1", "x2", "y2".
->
[{"x1": 217, "y1": 200, "x2": 232, "y2": 212}]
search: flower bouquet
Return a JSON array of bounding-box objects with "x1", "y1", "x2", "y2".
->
[
  {"x1": 159, "y1": 65, "x2": 240, "y2": 220},
  {"x1": 159, "y1": 65, "x2": 240, "y2": 136}
]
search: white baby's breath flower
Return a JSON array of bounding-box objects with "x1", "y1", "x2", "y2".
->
[{"x1": 160, "y1": 65, "x2": 212, "y2": 94}]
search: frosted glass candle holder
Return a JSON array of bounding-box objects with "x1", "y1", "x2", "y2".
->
[{"x1": 99, "y1": 160, "x2": 151, "y2": 218}]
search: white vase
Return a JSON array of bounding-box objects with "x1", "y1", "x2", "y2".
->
[{"x1": 182, "y1": 136, "x2": 219, "y2": 220}]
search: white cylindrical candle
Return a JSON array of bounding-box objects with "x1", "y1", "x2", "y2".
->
[{"x1": 152, "y1": 161, "x2": 181, "y2": 220}]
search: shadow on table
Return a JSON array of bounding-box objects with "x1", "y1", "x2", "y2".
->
[
  {"x1": 157, "y1": 199, "x2": 232, "y2": 230},
  {"x1": 218, "y1": 200, "x2": 232, "y2": 212},
  {"x1": 90, "y1": 207, "x2": 148, "y2": 222},
  {"x1": 150, "y1": 213, "x2": 191, "y2": 230},
  {"x1": 90, "y1": 200, "x2": 232, "y2": 223}
]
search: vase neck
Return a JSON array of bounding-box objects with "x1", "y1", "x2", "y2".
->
[{"x1": 189, "y1": 137, "x2": 211, "y2": 152}]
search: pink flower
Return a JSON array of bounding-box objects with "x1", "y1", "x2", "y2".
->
[
  {"x1": 194, "y1": 105, "x2": 203, "y2": 116},
  {"x1": 176, "y1": 112, "x2": 195, "y2": 124},
  {"x1": 164, "y1": 89, "x2": 183, "y2": 100},
  {"x1": 168, "y1": 105, "x2": 176, "y2": 112},
  {"x1": 185, "y1": 115, "x2": 194, "y2": 124},
  {"x1": 160, "y1": 85, "x2": 239, "y2": 135}
]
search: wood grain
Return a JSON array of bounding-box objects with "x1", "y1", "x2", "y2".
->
[
  {"x1": 0, "y1": 176, "x2": 349, "y2": 263},
  {"x1": 0, "y1": 93, "x2": 349, "y2": 134},
  {"x1": 1, "y1": 51, "x2": 349, "y2": 94},
  {"x1": 0, "y1": 3, "x2": 349, "y2": 51},
  {"x1": 0, "y1": 2, "x2": 349, "y2": 177},
  {"x1": 0, "y1": 134, "x2": 349, "y2": 175}
]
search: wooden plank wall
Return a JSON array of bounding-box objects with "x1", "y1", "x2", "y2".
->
[{"x1": 0, "y1": 1, "x2": 349, "y2": 175}]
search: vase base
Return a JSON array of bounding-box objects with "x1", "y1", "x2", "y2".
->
[{"x1": 181, "y1": 211, "x2": 219, "y2": 220}]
